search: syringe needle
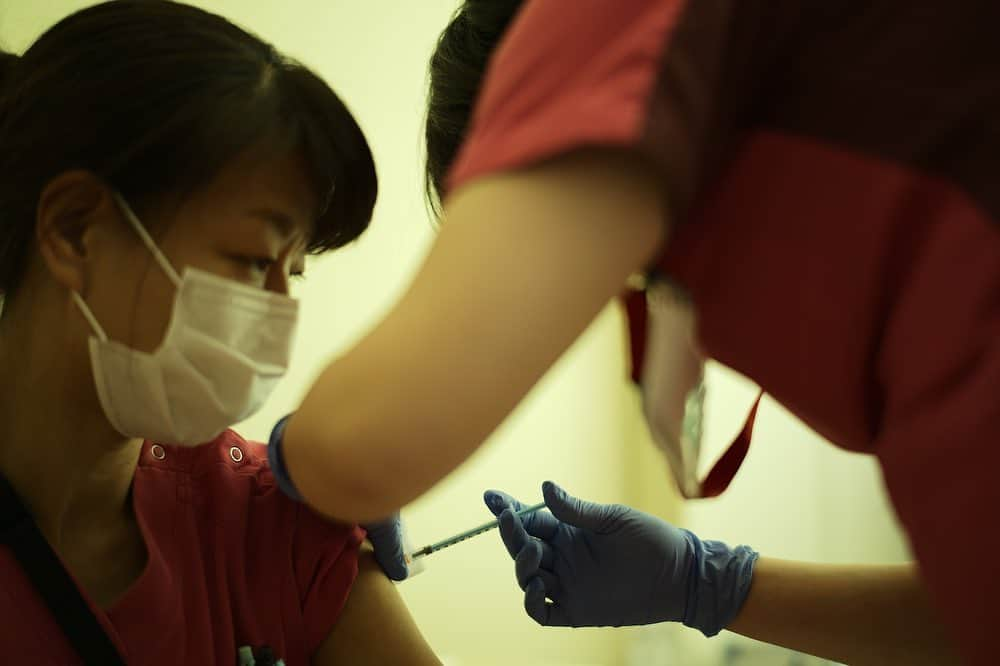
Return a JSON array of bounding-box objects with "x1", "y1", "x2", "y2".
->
[{"x1": 409, "y1": 501, "x2": 547, "y2": 560}]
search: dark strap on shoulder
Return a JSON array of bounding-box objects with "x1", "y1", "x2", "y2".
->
[{"x1": 0, "y1": 475, "x2": 126, "y2": 665}]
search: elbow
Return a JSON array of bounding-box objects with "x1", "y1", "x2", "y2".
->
[
  {"x1": 283, "y1": 410, "x2": 410, "y2": 524},
  {"x1": 316, "y1": 464, "x2": 403, "y2": 524}
]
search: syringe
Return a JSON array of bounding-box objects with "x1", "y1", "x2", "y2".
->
[{"x1": 408, "y1": 502, "x2": 547, "y2": 560}]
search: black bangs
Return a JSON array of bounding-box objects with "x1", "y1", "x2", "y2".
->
[
  {"x1": 0, "y1": 0, "x2": 377, "y2": 295},
  {"x1": 274, "y1": 63, "x2": 377, "y2": 253}
]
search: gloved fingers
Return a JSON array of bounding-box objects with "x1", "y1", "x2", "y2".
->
[
  {"x1": 485, "y1": 489, "x2": 561, "y2": 540},
  {"x1": 543, "y1": 480, "x2": 622, "y2": 534},
  {"x1": 523, "y1": 577, "x2": 549, "y2": 625},
  {"x1": 522, "y1": 506, "x2": 560, "y2": 542},
  {"x1": 515, "y1": 540, "x2": 564, "y2": 599},
  {"x1": 537, "y1": 539, "x2": 556, "y2": 570},
  {"x1": 534, "y1": 568, "x2": 563, "y2": 602},
  {"x1": 361, "y1": 514, "x2": 408, "y2": 581},
  {"x1": 484, "y1": 489, "x2": 526, "y2": 516},
  {"x1": 498, "y1": 507, "x2": 531, "y2": 560},
  {"x1": 514, "y1": 539, "x2": 543, "y2": 589},
  {"x1": 524, "y1": 578, "x2": 570, "y2": 628}
]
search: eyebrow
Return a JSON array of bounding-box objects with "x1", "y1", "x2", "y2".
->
[{"x1": 247, "y1": 207, "x2": 298, "y2": 236}]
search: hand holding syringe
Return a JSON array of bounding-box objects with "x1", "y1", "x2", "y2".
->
[{"x1": 407, "y1": 501, "x2": 547, "y2": 562}]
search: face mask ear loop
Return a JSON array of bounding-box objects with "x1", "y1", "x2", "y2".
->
[
  {"x1": 71, "y1": 292, "x2": 109, "y2": 343},
  {"x1": 112, "y1": 192, "x2": 182, "y2": 288}
]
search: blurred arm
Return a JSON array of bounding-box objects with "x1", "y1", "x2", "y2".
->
[
  {"x1": 286, "y1": 149, "x2": 665, "y2": 522},
  {"x1": 728, "y1": 558, "x2": 961, "y2": 665}
]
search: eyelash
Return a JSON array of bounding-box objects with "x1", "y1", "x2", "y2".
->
[
  {"x1": 235, "y1": 256, "x2": 306, "y2": 280},
  {"x1": 246, "y1": 257, "x2": 275, "y2": 272}
]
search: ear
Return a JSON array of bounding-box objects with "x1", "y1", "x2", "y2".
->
[{"x1": 35, "y1": 171, "x2": 115, "y2": 294}]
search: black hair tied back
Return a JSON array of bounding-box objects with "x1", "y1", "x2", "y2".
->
[
  {"x1": 0, "y1": 49, "x2": 22, "y2": 299},
  {"x1": 0, "y1": 50, "x2": 18, "y2": 91},
  {"x1": 424, "y1": 0, "x2": 525, "y2": 214}
]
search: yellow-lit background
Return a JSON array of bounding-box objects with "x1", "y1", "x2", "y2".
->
[{"x1": 1, "y1": 3, "x2": 910, "y2": 664}]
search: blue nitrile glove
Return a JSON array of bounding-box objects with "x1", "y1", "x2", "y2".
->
[
  {"x1": 484, "y1": 481, "x2": 758, "y2": 636},
  {"x1": 362, "y1": 513, "x2": 408, "y2": 581}
]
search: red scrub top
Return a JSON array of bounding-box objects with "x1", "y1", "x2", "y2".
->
[
  {"x1": 448, "y1": 1, "x2": 1000, "y2": 663},
  {"x1": 0, "y1": 432, "x2": 364, "y2": 665}
]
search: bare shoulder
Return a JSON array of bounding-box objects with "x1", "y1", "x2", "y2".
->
[{"x1": 311, "y1": 543, "x2": 441, "y2": 666}]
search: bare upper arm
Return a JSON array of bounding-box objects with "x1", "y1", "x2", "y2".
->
[{"x1": 312, "y1": 544, "x2": 440, "y2": 666}]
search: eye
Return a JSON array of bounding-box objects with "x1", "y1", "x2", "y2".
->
[{"x1": 232, "y1": 255, "x2": 276, "y2": 273}]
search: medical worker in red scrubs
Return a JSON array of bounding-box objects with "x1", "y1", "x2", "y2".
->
[
  {"x1": 276, "y1": 1, "x2": 998, "y2": 664},
  {"x1": 0, "y1": 2, "x2": 437, "y2": 664}
]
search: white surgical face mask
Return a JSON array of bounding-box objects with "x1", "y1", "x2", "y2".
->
[{"x1": 72, "y1": 194, "x2": 299, "y2": 446}]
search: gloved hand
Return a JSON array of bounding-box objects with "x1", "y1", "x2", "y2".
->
[
  {"x1": 361, "y1": 513, "x2": 408, "y2": 581},
  {"x1": 484, "y1": 481, "x2": 758, "y2": 636}
]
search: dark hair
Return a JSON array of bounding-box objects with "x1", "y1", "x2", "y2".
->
[
  {"x1": 0, "y1": 52, "x2": 17, "y2": 90},
  {"x1": 424, "y1": 0, "x2": 523, "y2": 214},
  {"x1": 0, "y1": 0, "x2": 377, "y2": 296}
]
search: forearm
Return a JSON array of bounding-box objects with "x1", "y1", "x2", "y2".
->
[
  {"x1": 728, "y1": 559, "x2": 960, "y2": 666},
  {"x1": 285, "y1": 322, "x2": 500, "y2": 523}
]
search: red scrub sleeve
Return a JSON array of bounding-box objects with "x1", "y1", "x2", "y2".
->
[
  {"x1": 446, "y1": 0, "x2": 688, "y2": 199},
  {"x1": 874, "y1": 190, "x2": 1000, "y2": 666},
  {"x1": 291, "y1": 505, "x2": 366, "y2": 654}
]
